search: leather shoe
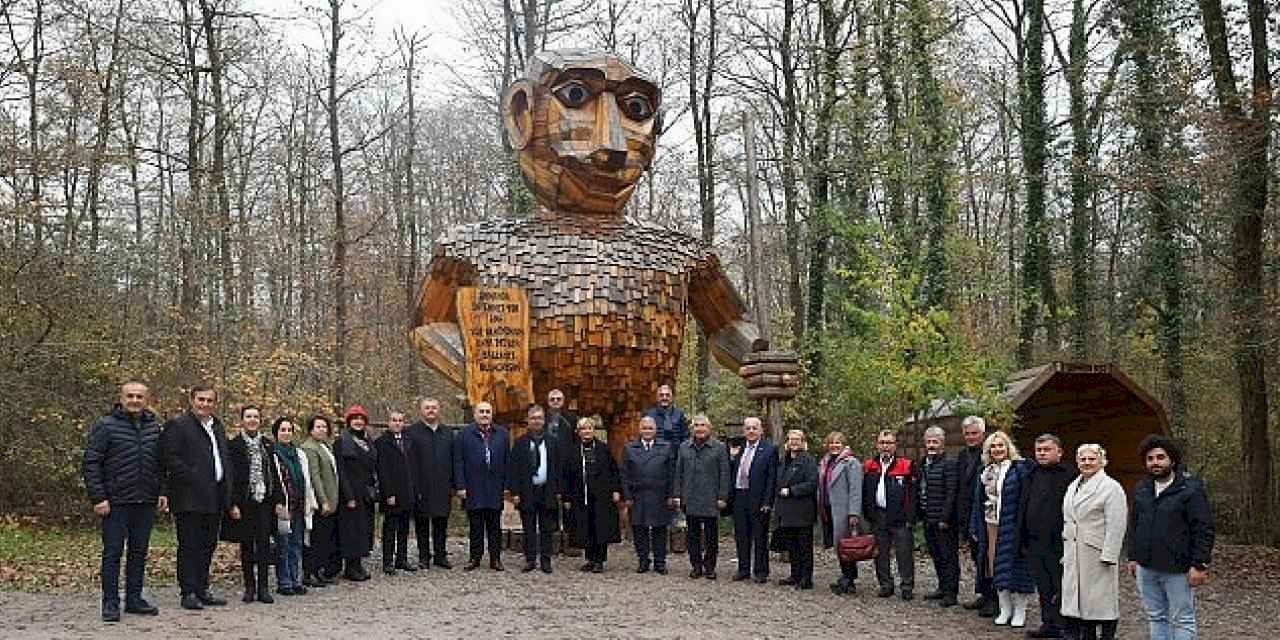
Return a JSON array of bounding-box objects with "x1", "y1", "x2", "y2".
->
[
  {"x1": 490, "y1": 559, "x2": 505, "y2": 572},
  {"x1": 124, "y1": 599, "x2": 159, "y2": 616},
  {"x1": 540, "y1": 563, "x2": 553, "y2": 574},
  {"x1": 383, "y1": 564, "x2": 397, "y2": 575},
  {"x1": 940, "y1": 595, "x2": 958, "y2": 608},
  {"x1": 752, "y1": 575, "x2": 768, "y2": 584},
  {"x1": 196, "y1": 591, "x2": 227, "y2": 606},
  {"x1": 416, "y1": 560, "x2": 432, "y2": 571},
  {"x1": 704, "y1": 570, "x2": 717, "y2": 580},
  {"x1": 979, "y1": 600, "x2": 999, "y2": 617},
  {"x1": 102, "y1": 602, "x2": 121, "y2": 622},
  {"x1": 796, "y1": 581, "x2": 813, "y2": 590},
  {"x1": 689, "y1": 568, "x2": 703, "y2": 579},
  {"x1": 963, "y1": 596, "x2": 988, "y2": 610},
  {"x1": 1025, "y1": 626, "x2": 1063, "y2": 638},
  {"x1": 242, "y1": 589, "x2": 256, "y2": 603},
  {"x1": 581, "y1": 562, "x2": 596, "y2": 572},
  {"x1": 924, "y1": 591, "x2": 944, "y2": 600},
  {"x1": 464, "y1": 559, "x2": 482, "y2": 571},
  {"x1": 636, "y1": 564, "x2": 650, "y2": 574},
  {"x1": 522, "y1": 562, "x2": 537, "y2": 573},
  {"x1": 877, "y1": 586, "x2": 895, "y2": 598},
  {"x1": 396, "y1": 562, "x2": 418, "y2": 572},
  {"x1": 777, "y1": 577, "x2": 796, "y2": 586},
  {"x1": 590, "y1": 563, "x2": 604, "y2": 573},
  {"x1": 180, "y1": 594, "x2": 204, "y2": 610},
  {"x1": 732, "y1": 572, "x2": 750, "y2": 582},
  {"x1": 901, "y1": 590, "x2": 914, "y2": 601},
  {"x1": 654, "y1": 565, "x2": 668, "y2": 575},
  {"x1": 433, "y1": 559, "x2": 453, "y2": 570},
  {"x1": 258, "y1": 590, "x2": 275, "y2": 603}
]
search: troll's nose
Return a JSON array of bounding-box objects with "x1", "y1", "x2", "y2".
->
[{"x1": 591, "y1": 93, "x2": 628, "y2": 170}]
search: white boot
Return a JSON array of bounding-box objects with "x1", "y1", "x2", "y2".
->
[
  {"x1": 1010, "y1": 592, "x2": 1028, "y2": 628},
  {"x1": 994, "y1": 590, "x2": 1013, "y2": 625}
]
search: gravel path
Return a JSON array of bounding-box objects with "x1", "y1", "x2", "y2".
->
[{"x1": 2, "y1": 538, "x2": 1273, "y2": 639}]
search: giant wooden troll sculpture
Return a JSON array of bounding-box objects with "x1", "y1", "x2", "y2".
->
[{"x1": 409, "y1": 50, "x2": 784, "y2": 455}]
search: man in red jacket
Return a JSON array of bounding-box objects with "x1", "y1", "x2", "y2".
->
[{"x1": 863, "y1": 429, "x2": 915, "y2": 600}]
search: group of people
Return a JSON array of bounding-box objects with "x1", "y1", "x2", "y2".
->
[{"x1": 82, "y1": 381, "x2": 1216, "y2": 640}]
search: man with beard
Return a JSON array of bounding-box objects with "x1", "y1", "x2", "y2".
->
[
  {"x1": 407, "y1": 397, "x2": 454, "y2": 569},
  {"x1": 1127, "y1": 435, "x2": 1214, "y2": 640},
  {"x1": 958, "y1": 416, "x2": 997, "y2": 617},
  {"x1": 1017, "y1": 434, "x2": 1077, "y2": 639}
]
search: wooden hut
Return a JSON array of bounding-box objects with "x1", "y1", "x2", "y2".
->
[{"x1": 901, "y1": 362, "x2": 1170, "y2": 490}]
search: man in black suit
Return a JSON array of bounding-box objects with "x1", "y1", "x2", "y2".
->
[
  {"x1": 729, "y1": 416, "x2": 777, "y2": 583},
  {"x1": 407, "y1": 397, "x2": 455, "y2": 570},
  {"x1": 160, "y1": 384, "x2": 234, "y2": 611},
  {"x1": 510, "y1": 404, "x2": 560, "y2": 574}
]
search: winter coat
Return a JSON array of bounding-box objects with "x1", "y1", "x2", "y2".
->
[
  {"x1": 862, "y1": 455, "x2": 914, "y2": 527},
  {"x1": 406, "y1": 420, "x2": 454, "y2": 517},
  {"x1": 509, "y1": 433, "x2": 561, "y2": 510},
  {"x1": 562, "y1": 439, "x2": 622, "y2": 545},
  {"x1": 81, "y1": 405, "x2": 164, "y2": 506},
  {"x1": 673, "y1": 437, "x2": 730, "y2": 518},
  {"x1": 1060, "y1": 470, "x2": 1127, "y2": 621},
  {"x1": 1017, "y1": 461, "x2": 1077, "y2": 552},
  {"x1": 374, "y1": 430, "x2": 416, "y2": 514},
  {"x1": 643, "y1": 405, "x2": 689, "y2": 445},
  {"x1": 299, "y1": 437, "x2": 339, "y2": 513},
  {"x1": 336, "y1": 431, "x2": 377, "y2": 558},
  {"x1": 453, "y1": 423, "x2": 510, "y2": 511},
  {"x1": 774, "y1": 451, "x2": 819, "y2": 528},
  {"x1": 221, "y1": 432, "x2": 285, "y2": 543},
  {"x1": 955, "y1": 445, "x2": 984, "y2": 536},
  {"x1": 160, "y1": 411, "x2": 234, "y2": 514},
  {"x1": 969, "y1": 458, "x2": 1035, "y2": 593},
  {"x1": 730, "y1": 439, "x2": 778, "y2": 512},
  {"x1": 915, "y1": 453, "x2": 959, "y2": 526},
  {"x1": 621, "y1": 439, "x2": 676, "y2": 527},
  {"x1": 821, "y1": 453, "x2": 863, "y2": 542},
  {"x1": 1127, "y1": 471, "x2": 1215, "y2": 574}
]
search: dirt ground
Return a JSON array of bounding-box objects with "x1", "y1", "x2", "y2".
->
[{"x1": 2, "y1": 538, "x2": 1275, "y2": 639}]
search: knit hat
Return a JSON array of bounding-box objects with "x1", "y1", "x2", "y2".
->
[{"x1": 344, "y1": 404, "x2": 369, "y2": 424}]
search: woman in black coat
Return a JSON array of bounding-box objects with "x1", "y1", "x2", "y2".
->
[
  {"x1": 374, "y1": 411, "x2": 416, "y2": 574},
  {"x1": 223, "y1": 406, "x2": 284, "y2": 603},
  {"x1": 336, "y1": 405, "x2": 378, "y2": 581},
  {"x1": 561, "y1": 417, "x2": 622, "y2": 573},
  {"x1": 774, "y1": 429, "x2": 819, "y2": 590}
]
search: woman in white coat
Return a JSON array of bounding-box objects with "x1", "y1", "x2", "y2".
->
[{"x1": 1060, "y1": 443, "x2": 1128, "y2": 640}]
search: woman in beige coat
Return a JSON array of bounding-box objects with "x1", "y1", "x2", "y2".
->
[{"x1": 1060, "y1": 443, "x2": 1127, "y2": 640}]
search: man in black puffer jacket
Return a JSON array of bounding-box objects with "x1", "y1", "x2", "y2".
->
[
  {"x1": 81, "y1": 381, "x2": 168, "y2": 622},
  {"x1": 916, "y1": 426, "x2": 960, "y2": 607}
]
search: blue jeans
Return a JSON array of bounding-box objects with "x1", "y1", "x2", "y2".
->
[
  {"x1": 100, "y1": 503, "x2": 155, "y2": 605},
  {"x1": 1136, "y1": 565, "x2": 1197, "y2": 640},
  {"x1": 277, "y1": 513, "x2": 305, "y2": 590}
]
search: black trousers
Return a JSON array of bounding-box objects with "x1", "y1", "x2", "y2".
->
[
  {"x1": 781, "y1": 525, "x2": 814, "y2": 584},
  {"x1": 924, "y1": 522, "x2": 960, "y2": 596},
  {"x1": 732, "y1": 491, "x2": 770, "y2": 578},
  {"x1": 381, "y1": 511, "x2": 411, "y2": 567},
  {"x1": 967, "y1": 532, "x2": 995, "y2": 599},
  {"x1": 1028, "y1": 541, "x2": 1065, "y2": 630},
  {"x1": 870, "y1": 511, "x2": 915, "y2": 591},
  {"x1": 632, "y1": 524, "x2": 668, "y2": 567},
  {"x1": 174, "y1": 511, "x2": 221, "y2": 597},
  {"x1": 99, "y1": 503, "x2": 154, "y2": 605},
  {"x1": 413, "y1": 513, "x2": 449, "y2": 563},
  {"x1": 238, "y1": 500, "x2": 274, "y2": 588},
  {"x1": 584, "y1": 502, "x2": 609, "y2": 564},
  {"x1": 304, "y1": 513, "x2": 339, "y2": 576},
  {"x1": 519, "y1": 505, "x2": 556, "y2": 563},
  {"x1": 686, "y1": 516, "x2": 719, "y2": 572},
  {"x1": 466, "y1": 509, "x2": 502, "y2": 562}
]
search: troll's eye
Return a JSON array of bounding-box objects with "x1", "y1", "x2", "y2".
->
[
  {"x1": 619, "y1": 94, "x2": 654, "y2": 121},
  {"x1": 553, "y1": 81, "x2": 593, "y2": 108}
]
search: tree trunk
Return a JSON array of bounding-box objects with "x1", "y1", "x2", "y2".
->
[
  {"x1": 908, "y1": 0, "x2": 950, "y2": 310},
  {"x1": 1016, "y1": 0, "x2": 1048, "y2": 368},
  {"x1": 1197, "y1": 0, "x2": 1272, "y2": 538},
  {"x1": 200, "y1": 0, "x2": 234, "y2": 310},
  {"x1": 779, "y1": 0, "x2": 804, "y2": 341},
  {"x1": 328, "y1": 0, "x2": 348, "y2": 409}
]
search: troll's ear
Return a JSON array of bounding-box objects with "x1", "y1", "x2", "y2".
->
[{"x1": 502, "y1": 80, "x2": 534, "y2": 150}]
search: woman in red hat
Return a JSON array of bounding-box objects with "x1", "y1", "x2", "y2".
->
[{"x1": 335, "y1": 404, "x2": 378, "y2": 581}]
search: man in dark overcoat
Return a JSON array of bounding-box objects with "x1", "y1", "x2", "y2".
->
[
  {"x1": 673, "y1": 415, "x2": 730, "y2": 579},
  {"x1": 957, "y1": 415, "x2": 997, "y2": 616},
  {"x1": 562, "y1": 417, "x2": 622, "y2": 573},
  {"x1": 375, "y1": 410, "x2": 417, "y2": 574},
  {"x1": 454, "y1": 400, "x2": 510, "y2": 571},
  {"x1": 621, "y1": 415, "x2": 676, "y2": 574},
  {"x1": 406, "y1": 397, "x2": 454, "y2": 569},
  {"x1": 1017, "y1": 434, "x2": 1077, "y2": 638},
  {"x1": 159, "y1": 384, "x2": 234, "y2": 611},
  {"x1": 510, "y1": 404, "x2": 561, "y2": 573}
]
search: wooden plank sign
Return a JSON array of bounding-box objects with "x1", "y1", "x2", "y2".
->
[{"x1": 456, "y1": 287, "x2": 535, "y2": 415}]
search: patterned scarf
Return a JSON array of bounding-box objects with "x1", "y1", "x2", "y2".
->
[{"x1": 244, "y1": 432, "x2": 266, "y2": 503}]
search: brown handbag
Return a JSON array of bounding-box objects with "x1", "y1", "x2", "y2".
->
[{"x1": 838, "y1": 533, "x2": 878, "y2": 563}]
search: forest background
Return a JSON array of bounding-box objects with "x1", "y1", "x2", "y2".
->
[{"x1": 0, "y1": 0, "x2": 1275, "y2": 544}]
